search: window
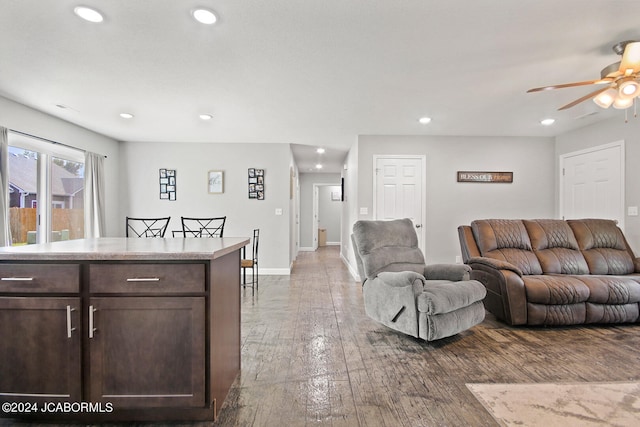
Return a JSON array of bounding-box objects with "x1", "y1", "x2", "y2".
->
[{"x1": 8, "y1": 133, "x2": 85, "y2": 245}]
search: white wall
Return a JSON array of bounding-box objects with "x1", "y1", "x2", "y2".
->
[
  {"x1": 0, "y1": 96, "x2": 121, "y2": 236},
  {"x1": 347, "y1": 135, "x2": 555, "y2": 268},
  {"x1": 298, "y1": 173, "x2": 341, "y2": 248},
  {"x1": 555, "y1": 116, "x2": 640, "y2": 253},
  {"x1": 341, "y1": 140, "x2": 359, "y2": 277},
  {"x1": 120, "y1": 141, "x2": 293, "y2": 273}
]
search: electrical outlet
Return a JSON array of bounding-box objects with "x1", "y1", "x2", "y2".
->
[
  {"x1": 359, "y1": 207, "x2": 368, "y2": 215},
  {"x1": 275, "y1": 208, "x2": 283, "y2": 216}
]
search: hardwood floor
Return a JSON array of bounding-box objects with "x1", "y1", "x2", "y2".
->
[
  {"x1": 3, "y1": 246, "x2": 640, "y2": 426},
  {"x1": 216, "y1": 246, "x2": 640, "y2": 426}
]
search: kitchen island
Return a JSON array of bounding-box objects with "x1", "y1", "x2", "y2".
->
[{"x1": 0, "y1": 237, "x2": 248, "y2": 422}]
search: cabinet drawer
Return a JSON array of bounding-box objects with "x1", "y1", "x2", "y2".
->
[
  {"x1": 90, "y1": 263, "x2": 205, "y2": 294},
  {"x1": 0, "y1": 264, "x2": 79, "y2": 293}
]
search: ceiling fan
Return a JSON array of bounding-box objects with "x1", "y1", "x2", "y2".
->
[{"x1": 527, "y1": 40, "x2": 640, "y2": 110}]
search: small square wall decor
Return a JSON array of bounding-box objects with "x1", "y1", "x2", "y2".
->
[{"x1": 248, "y1": 168, "x2": 265, "y2": 200}]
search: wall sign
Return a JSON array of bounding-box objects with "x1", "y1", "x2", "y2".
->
[{"x1": 457, "y1": 171, "x2": 513, "y2": 183}]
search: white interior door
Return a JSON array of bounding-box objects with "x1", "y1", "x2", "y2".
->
[
  {"x1": 374, "y1": 156, "x2": 426, "y2": 252},
  {"x1": 560, "y1": 141, "x2": 624, "y2": 228}
]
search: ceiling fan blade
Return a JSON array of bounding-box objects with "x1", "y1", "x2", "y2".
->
[
  {"x1": 619, "y1": 41, "x2": 640, "y2": 74},
  {"x1": 527, "y1": 79, "x2": 606, "y2": 93},
  {"x1": 558, "y1": 86, "x2": 610, "y2": 110}
]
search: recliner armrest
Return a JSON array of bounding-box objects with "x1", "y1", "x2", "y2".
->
[
  {"x1": 423, "y1": 264, "x2": 471, "y2": 281},
  {"x1": 467, "y1": 256, "x2": 523, "y2": 276},
  {"x1": 376, "y1": 271, "x2": 425, "y2": 295}
]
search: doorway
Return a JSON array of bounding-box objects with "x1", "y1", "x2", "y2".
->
[
  {"x1": 373, "y1": 155, "x2": 426, "y2": 252},
  {"x1": 560, "y1": 141, "x2": 625, "y2": 228}
]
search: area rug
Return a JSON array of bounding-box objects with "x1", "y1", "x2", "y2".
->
[{"x1": 466, "y1": 381, "x2": 640, "y2": 427}]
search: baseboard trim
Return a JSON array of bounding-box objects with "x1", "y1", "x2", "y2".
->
[
  {"x1": 340, "y1": 252, "x2": 360, "y2": 282},
  {"x1": 258, "y1": 268, "x2": 291, "y2": 276}
]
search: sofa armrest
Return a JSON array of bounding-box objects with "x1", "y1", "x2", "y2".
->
[
  {"x1": 423, "y1": 263, "x2": 471, "y2": 281},
  {"x1": 635, "y1": 257, "x2": 640, "y2": 273},
  {"x1": 467, "y1": 256, "x2": 523, "y2": 277}
]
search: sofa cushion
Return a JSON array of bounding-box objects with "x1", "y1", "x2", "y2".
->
[
  {"x1": 523, "y1": 219, "x2": 589, "y2": 274},
  {"x1": 585, "y1": 303, "x2": 640, "y2": 323},
  {"x1": 522, "y1": 275, "x2": 590, "y2": 304},
  {"x1": 571, "y1": 275, "x2": 640, "y2": 304},
  {"x1": 471, "y1": 219, "x2": 542, "y2": 275},
  {"x1": 568, "y1": 219, "x2": 636, "y2": 275},
  {"x1": 527, "y1": 302, "x2": 586, "y2": 325}
]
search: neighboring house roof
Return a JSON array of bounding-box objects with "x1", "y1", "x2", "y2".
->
[{"x1": 9, "y1": 153, "x2": 83, "y2": 197}]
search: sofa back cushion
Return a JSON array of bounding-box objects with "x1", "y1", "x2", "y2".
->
[
  {"x1": 471, "y1": 219, "x2": 542, "y2": 275},
  {"x1": 568, "y1": 219, "x2": 636, "y2": 275},
  {"x1": 523, "y1": 219, "x2": 589, "y2": 274},
  {"x1": 352, "y1": 218, "x2": 425, "y2": 280}
]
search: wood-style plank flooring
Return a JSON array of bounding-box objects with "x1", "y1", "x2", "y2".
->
[
  {"x1": 216, "y1": 247, "x2": 640, "y2": 426},
  {"x1": 3, "y1": 246, "x2": 640, "y2": 426}
]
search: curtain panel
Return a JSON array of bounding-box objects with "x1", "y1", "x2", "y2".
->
[
  {"x1": 0, "y1": 127, "x2": 11, "y2": 246},
  {"x1": 84, "y1": 151, "x2": 106, "y2": 238}
]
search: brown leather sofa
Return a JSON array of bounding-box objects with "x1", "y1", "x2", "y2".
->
[{"x1": 458, "y1": 218, "x2": 640, "y2": 326}]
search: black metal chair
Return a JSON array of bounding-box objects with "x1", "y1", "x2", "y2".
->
[
  {"x1": 181, "y1": 216, "x2": 226, "y2": 238},
  {"x1": 241, "y1": 229, "x2": 259, "y2": 292},
  {"x1": 126, "y1": 217, "x2": 171, "y2": 238}
]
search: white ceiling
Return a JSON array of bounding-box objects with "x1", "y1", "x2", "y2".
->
[{"x1": 2, "y1": 0, "x2": 640, "y2": 173}]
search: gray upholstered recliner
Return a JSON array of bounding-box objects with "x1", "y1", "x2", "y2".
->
[{"x1": 352, "y1": 218, "x2": 486, "y2": 341}]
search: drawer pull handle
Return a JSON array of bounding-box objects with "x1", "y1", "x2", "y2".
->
[
  {"x1": 1, "y1": 277, "x2": 34, "y2": 281},
  {"x1": 89, "y1": 306, "x2": 97, "y2": 339},
  {"x1": 66, "y1": 306, "x2": 76, "y2": 339},
  {"x1": 126, "y1": 278, "x2": 161, "y2": 282}
]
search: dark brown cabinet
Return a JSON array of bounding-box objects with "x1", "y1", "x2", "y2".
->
[
  {"x1": 0, "y1": 297, "x2": 82, "y2": 403},
  {"x1": 0, "y1": 238, "x2": 246, "y2": 422},
  {"x1": 88, "y1": 296, "x2": 205, "y2": 408}
]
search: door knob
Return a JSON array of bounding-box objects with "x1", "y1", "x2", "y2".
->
[{"x1": 415, "y1": 224, "x2": 422, "y2": 228}]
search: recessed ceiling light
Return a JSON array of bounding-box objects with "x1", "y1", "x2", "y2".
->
[
  {"x1": 316, "y1": 148, "x2": 325, "y2": 154},
  {"x1": 199, "y1": 114, "x2": 213, "y2": 120},
  {"x1": 119, "y1": 113, "x2": 134, "y2": 119},
  {"x1": 418, "y1": 117, "x2": 432, "y2": 124},
  {"x1": 73, "y1": 6, "x2": 104, "y2": 23},
  {"x1": 315, "y1": 164, "x2": 323, "y2": 169},
  {"x1": 192, "y1": 8, "x2": 217, "y2": 25},
  {"x1": 540, "y1": 118, "x2": 555, "y2": 126}
]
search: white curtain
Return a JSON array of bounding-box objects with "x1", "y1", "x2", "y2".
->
[
  {"x1": 84, "y1": 151, "x2": 106, "y2": 238},
  {"x1": 0, "y1": 127, "x2": 11, "y2": 246}
]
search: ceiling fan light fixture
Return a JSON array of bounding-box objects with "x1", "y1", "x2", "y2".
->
[
  {"x1": 593, "y1": 88, "x2": 617, "y2": 108},
  {"x1": 618, "y1": 78, "x2": 640, "y2": 98},
  {"x1": 613, "y1": 96, "x2": 633, "y2": 109}
]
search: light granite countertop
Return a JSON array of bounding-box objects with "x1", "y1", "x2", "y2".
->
[{"x1": 0, "y1": 237, "x2": 250, "y2": 261}]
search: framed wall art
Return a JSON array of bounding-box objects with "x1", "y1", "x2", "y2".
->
[
  {"x1": 248, "y1": 168, "x2": 265, "y2": 200},
  {"x1": 208, "y1": 170, "x2": 224, "y2": 194},
  {"x1": 159, "y1": 168, "x2": 177, "y2": 200}
]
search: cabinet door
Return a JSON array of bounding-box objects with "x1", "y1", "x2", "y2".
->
[
  {"x1": 88, "y1": 297, "x2": 205, "y2": 408},
  {"x1": 0, "y1": 297, "x2": 81, "y2": 402}
]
